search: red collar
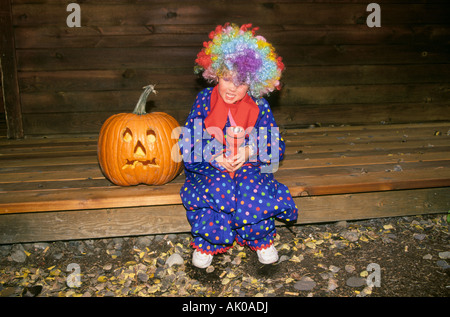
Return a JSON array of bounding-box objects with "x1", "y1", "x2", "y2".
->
[{"x1": 204, "y1": 86, "x2": 259, "y2": 144}]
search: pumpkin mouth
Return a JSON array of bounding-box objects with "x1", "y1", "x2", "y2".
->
[{"x1": 122, "y1": 158, "x2": 159, "y2": 169}]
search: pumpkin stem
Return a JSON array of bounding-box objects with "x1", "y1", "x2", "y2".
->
[{"x1": 133, "y1": 85, "x2": 157, "y2": 115}]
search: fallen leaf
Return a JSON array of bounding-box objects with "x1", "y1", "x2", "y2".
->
[
  {"x1": 50, "y1": 269, "x2": 61, "y2": 276},
  {"x1": 327, "y1": 278, "x2": 339, "y2": 292},
  {"x1": 289, "y1": 255, "x2": 303, "y2": 263},
  {"x1": 227, "y1": 272, "x2": 236, "y2": 279},
  {"x1": 314, "y1": 250, "x2": 323, "y2": 258},
  {"x1": 232, "y1": 256, "x2": 242, "y2": 265},
  {"x1": 103, "y1": 263, "x2": 113, "y2": 271},
  {"x1": 97, "y1": 276, "x2": 108, "y2": 283},
  {"x1": 124, "y1": 261, "x2": 137, "y2": 266},
  {"x1": 357, "y1": 286, "x2": 373, "y2": 297},
  {"x1": 221, "y1": 278, "x2": 230, "y2": 285},
  {"x1": 345, "y1": 265, "x2": 356, "y2": 273},
  {"x1": 284, "y1": 291, "x2": 299, "y2": 296},
  {"x1": 383, "y1": 224, "x2": 394, "y2": 230},
  {"x1": 329, "y1": 265, "x2": 340, "y2": 273},
  {"x1": 413, "y1": 224, "x2": 424, "y2": 231},
  {"x1": 359, "y1": 235, "x2": 369, "y2": 242},
  {"x1": 285, "y1": 277, "x2": 295, "y2": 283}
]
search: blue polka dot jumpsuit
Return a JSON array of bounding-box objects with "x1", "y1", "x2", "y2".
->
[{"x1": 179, "y1": 87, "x2": 298, "y2": 255}]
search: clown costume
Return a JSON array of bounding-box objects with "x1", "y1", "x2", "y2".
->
[{"x1": 179, "y1": 23, "x2": 298, "y2": 268}]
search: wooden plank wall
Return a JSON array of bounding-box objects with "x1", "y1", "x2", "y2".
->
[
  {"x1": 0, "y1": 81, "x2": 5, "y2": 136},
  {"x1": 9, "y1": 0, "x2": 450, "y2": 136},
  {"x1": 1, "y1": 0, "x2": 24, "y2": 139}
]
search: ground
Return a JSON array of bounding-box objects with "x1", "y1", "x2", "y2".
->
[{"x1": 0, "y1": 213, "x2": 449, "y2": 298}]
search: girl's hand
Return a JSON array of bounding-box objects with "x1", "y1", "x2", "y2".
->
[
  {"x1": 230, "y1": 146, "x2": 251, "y2": 172},
  {"x1": 214, "y1": 146, "x2": 251, "y2": 172},
  {"x1": 215, "y1": 154, "x2": 235, "y2": 172},
  {"x1": 216, "y1": 156, "x2": 234, "y2": 172}
]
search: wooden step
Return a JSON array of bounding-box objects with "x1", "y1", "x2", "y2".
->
[
  {"x1": 0, "y1": 122, "x2": 449, "y2": 243},
  {"x1": 0, "y1": 123, "x2": 448, "y2": 214}
]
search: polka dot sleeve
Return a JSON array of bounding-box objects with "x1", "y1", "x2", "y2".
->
[
  {"x1": 178, "y1": 88, "x2": 227, "y2": 172},
  {"x1": 248, "y1": 98, "x2": 286, "y2": 173}
]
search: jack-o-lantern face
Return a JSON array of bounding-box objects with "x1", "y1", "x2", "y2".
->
[
  {"x1": 97, "y1": 85, "x2": 182, "y2": 186},
  {"x1": 121, "y1": 127, "x2": 159, "y2": 169}
]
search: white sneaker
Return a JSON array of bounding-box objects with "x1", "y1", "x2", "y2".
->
[
  {"x1": 257, "y1": 245, "x2": 279, "y2": 264},
  {"x1": 192, "y1": 250, "x2": 213, "y2": 268}
]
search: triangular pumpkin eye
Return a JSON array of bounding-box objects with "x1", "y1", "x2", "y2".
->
[
  {"x1": 123, "y1": 128, "x2": 133, "y2": 142},
  {"x1": 147, "y1": 129, "x2": 156, "y2": 143}
]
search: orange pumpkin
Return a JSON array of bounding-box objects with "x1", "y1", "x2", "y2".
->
[{"x1": 98, "y1": 85, "x2": 182, "y2": 186}]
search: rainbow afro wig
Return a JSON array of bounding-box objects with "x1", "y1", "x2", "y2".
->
[{"x1": 195, "y1": 23, "x2": 285, "y2": 98}]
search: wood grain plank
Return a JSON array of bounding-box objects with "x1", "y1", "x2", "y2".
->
[
  {"x1": 1, "y1": 187, "x2": 449, "y2": 244},
  {"x1": 0, "y1": 182, "x2": 183, "y2": 213},
  {"x1": 0, "y1": 204, "x2": 191, "y2": 243},
  {"x1": 0, "y1": 0, "x2": 24, "y2": 139},
  {"x1": 1, "y1": 164, "x2": 449, "y2": 214},
  {"x1": 0, "y1": 155, "x2": 98, "y2": 168},
  {"x1": 285, "y1": 139, "x2": 450, "y2": 156},
  {"x1": 16, "y1": 45, "x2": 450, "y2": 72},
  {"x1": 18, "y1": 84, "x2": 450, "y2": 113},
  {"x1": 296, "y1": 187, "x2": 450, "y2": 225},
  {"x1": 14, "y1": 25, "x2": 450, "y2": 49},
  {"x1": 281, "y1": 151, "x2": 450, "y2": 170},
  {"x1": 0, "y1": 123, "x2": 449, "y2": 244},
  {"x1": 274, "y1": 103, "x2": 450, "y2": 127},
  {"x1": 283, "y1": 133, "x2": 450, "y2": 148},
  {"x1": 18, "y1": 103, "x2": 450, "y2": 136},
  {"x1": 283, "y1": 122, "x2": 450, "y2": 135},
  {"x1": 281, "y1": 165, "x2": 450, "y2": 197},
  {"x1": 0, "y1": 178, "x2": 113, "y2": 193},
  {"x1": 17, "y1": 64, "x2": 450, "y2": 94},
  {"x1": 11, "y1": 3, "x2": 450, "y2": 26},
  {"x1": 0, "y1": 164, "x2": 104, "y2": 183}
]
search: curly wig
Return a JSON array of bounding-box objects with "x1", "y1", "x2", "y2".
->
[{"x1": 194, "y1": 23, "x2": 285, "y2": 98}]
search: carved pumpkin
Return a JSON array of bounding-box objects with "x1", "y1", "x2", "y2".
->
[{"x1": 98, "y1": 85, "x2": 182, "y2": 186}]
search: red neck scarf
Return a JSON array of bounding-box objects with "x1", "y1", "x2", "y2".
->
[{"x1": 204, "y1": 86, "x2": 259, "y2": 144}]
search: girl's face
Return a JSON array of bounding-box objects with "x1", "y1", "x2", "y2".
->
[{"x1": 218, "y1": 75, "x2": 249, "y2": 104}]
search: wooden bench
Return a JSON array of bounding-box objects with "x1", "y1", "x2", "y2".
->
[{"x1": 1, "y1": 121, "x2": 449, "y2": 244}]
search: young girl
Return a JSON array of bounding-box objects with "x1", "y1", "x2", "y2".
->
[{"x1": 179, "y1": 23, "x2": 298, "y2": 268}]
